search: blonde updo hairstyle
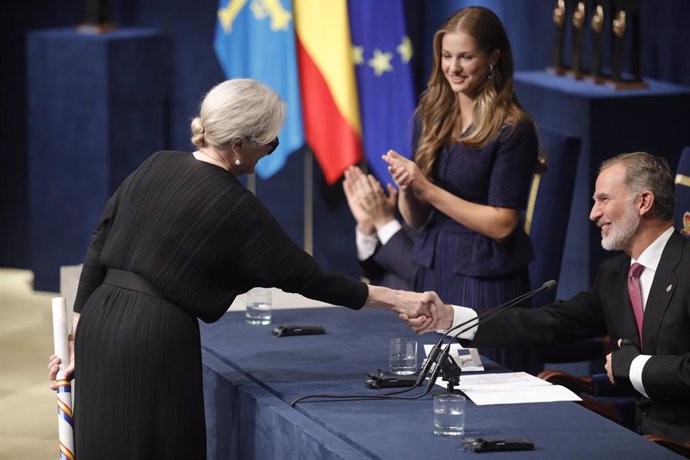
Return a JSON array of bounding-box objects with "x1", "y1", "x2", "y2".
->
[{"x1": 191, "y1": 79, "x2": 285, "y2": 152}]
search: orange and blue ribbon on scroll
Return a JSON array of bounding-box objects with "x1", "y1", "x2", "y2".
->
[{"x1": 52, "y1": 298, "x2": 75, "y2": 460}]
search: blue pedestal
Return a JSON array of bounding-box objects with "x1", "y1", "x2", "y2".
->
[
  {"x1": 27, "y1": 28, "x2": 168, "y2": 291},
  {"x1": 516, "y1": 71, "x2": 690, "y2": 300}
]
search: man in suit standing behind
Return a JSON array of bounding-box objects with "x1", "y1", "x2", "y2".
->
[{"x1": 409, "y1": 152, "x2": 690, "y2": 441}]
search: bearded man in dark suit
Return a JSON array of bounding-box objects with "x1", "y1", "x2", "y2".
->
[{"x1": 408, "y1": 152, "x2": 690, "y2": 442}]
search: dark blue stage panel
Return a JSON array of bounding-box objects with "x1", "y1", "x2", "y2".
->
[
  {"x1": 516, "y1": 71, "x2": 690, "y2": 300},
  {"x1": 27, "y1": 28, "x2": 168, "y2": 291}
]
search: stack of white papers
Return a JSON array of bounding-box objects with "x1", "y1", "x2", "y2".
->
[
  {"x1": 455, "y1": 372, "x2": 582, "y2": 405},
  {"x1": 423, "y1": 342, "x2": 583, "y2": 405}
]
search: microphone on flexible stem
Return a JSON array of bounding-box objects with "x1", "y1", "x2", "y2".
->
[
  {"x1": 421, "y1": 280, "x2": 557, "y2": 394},
  {"x1": 414, "y1": 280, "x2": 556, "y2": 386},
  {"x1": 405, "y1": 284, "x2": 542, "y2": 391},
  {"x1": 289, "y1": 281, "x2": 557, "y2": 406}
]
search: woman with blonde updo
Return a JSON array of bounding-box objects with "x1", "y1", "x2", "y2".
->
[
  {"x1": 48, "y1": 79, "x2": 436, "y2": 458},
  {"x1": 384, "y1": 7, "x2": 540, "y2": 373}
]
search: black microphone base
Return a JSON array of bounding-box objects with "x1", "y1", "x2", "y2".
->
[{"x1": 365, "y1": 370, "x2": 418, "y2": 389}]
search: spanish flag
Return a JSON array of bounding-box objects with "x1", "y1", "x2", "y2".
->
[{"x1": 294, "y1": 0, "x2": 362, "y2": 185}]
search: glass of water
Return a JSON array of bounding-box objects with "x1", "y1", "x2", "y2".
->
[
  {"x1": 245, "y1": 288, "x2": 272, "y2": 325},
  {"x1": 434, "y1": 393, "x2": 466, "y2": 436},
  {"x1": 389, "y1": 337, "x2": 418, "y2": 375}
]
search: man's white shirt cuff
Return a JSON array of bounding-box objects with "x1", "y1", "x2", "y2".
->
[
  {"x1": 435, "y1": 305, "x2": 478, "y2": 341},
  {"x1": 377, "y1": 220, "x2": 402, "y2": 245},
  {"x1": 629, "y1": 354, "x2": 651, "y2": 398},
  {"x1": 355, "y1": 228, "x2": 378, "y2": 261}
]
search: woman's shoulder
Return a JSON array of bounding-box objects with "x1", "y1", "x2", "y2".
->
[
  {"x1": 149, "y1": 150, "x2": 190, "y2": 161},
  {"x1": 503, "y1": 113, "x2": 536, "y2": 131},
  {"x1": 499, "y1": 115, "x2": 537, "y2": 141}
]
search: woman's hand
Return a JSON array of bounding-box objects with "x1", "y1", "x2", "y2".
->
[
  {"x1": 399, "y1": 291, "x2": 455, "y2": 334},
  {"x1": 365, "y1": 285, "x2": 437, "y2": 322},
  {"x1": 382, "y1": 150, "x2": 429, "y2": 198},
  {"x1": 382, "y1": 150, "x2": 433, "y2": 229},
  {"x1": 48, "y1": 342, "x2": 75, "y2": 390}
]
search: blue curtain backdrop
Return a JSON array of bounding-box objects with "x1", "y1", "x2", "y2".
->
[
  {"x1": 348, "y1": 0, "x2": 416, "y2": 184},
  {"x1": 213, "y1": 0, "x2": 304, "y2": 179},
  {"x1": 4, "y1": 0, "x2": 690, "y2": 287}
]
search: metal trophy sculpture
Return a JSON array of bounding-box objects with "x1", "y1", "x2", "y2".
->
[
  {"x1": 568, "y1": 0, "x2": 587, "y2": 79},
  {"x1": 588, "y1": 0, "x2": 607, "y2": 83},
  {"x1": 548, "y1": 0, "x2": 568, "y2": 75},
  {"x1": 608, "y1": 0, "x2": 648, "y2": 88},
  {"x1": 77, "y1": 0, "x2": 115, "y2": 33},
  {"x1": 547, "y1": 0, "x2": 648, "y2": 90}
]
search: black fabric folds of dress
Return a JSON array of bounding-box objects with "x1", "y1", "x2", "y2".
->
[{"x1": 72, "y1": 151, "x2": 369, "y2": 459}]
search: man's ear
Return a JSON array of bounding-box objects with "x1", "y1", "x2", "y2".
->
[{"x1": 637, "y1": 190, "x2": 655, "y2": 216}]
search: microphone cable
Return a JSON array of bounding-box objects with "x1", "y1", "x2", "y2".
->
[{"x1": 289, "y1": 280, "x2": 556, "y2": 407}]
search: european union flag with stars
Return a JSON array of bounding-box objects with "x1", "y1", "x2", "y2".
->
[
  {"x1": 214, "y1": 0, "x2": 304, "y2": 179},
  {"x1": 348, "y1": 0, "x2": 416, "y2": 184}
]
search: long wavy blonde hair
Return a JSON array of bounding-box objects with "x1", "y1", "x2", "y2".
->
[{"x1": 415, "y1": 7, "x2": 530, "y2": 178}]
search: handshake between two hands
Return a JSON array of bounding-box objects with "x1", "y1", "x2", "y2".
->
[{"x1": 395, "y1": 290, "x2": 454, "y2": 334}]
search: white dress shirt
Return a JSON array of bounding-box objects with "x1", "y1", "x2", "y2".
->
[{"x1": 627, "y1": 226, "x2": 674, "y2": 397}]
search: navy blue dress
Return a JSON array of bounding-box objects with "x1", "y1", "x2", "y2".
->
[{"x1": 414, "y1": 119, "x2": 540, "y2": 372}]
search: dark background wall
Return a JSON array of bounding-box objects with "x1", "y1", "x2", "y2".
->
[{"x1": 2, "y1": 0, "x2": 689, "y2": 290}]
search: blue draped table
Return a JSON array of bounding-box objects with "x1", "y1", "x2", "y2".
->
[{"x1": 200, "y1": 307, "x2": 677, "y2": 459}]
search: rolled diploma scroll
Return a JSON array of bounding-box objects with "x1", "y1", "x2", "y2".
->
[{"x1": 52, "y1": 297, "x2": 75, "y2": 460}]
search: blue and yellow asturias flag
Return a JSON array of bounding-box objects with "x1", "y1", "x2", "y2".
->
[
  {"x1": 214, "y1": 0, "x2": 304, "y2": 179},
  {"x1": 348, "y1": 0, "x2": 416, "y2": 185}
]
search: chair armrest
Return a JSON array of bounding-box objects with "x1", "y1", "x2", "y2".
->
[
  {"x1": 537, "y1": 369, "x2": 594, "y2": 393},
  {"x1": 644, "y1": 434, "x2": 690, "y2": 457}
]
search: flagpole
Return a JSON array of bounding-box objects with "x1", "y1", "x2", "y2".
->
[
  {"x1": 247, "y1": 172, "x2": 256, "y2": 195},
  {"x1": 304, "y1": 149, "x2": 313, "y2": 255},
  {"x1": 51, "y1": 297, "x2": 75, "y2": 460}
]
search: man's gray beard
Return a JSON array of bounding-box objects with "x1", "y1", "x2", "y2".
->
[{"x1": 601, "y1": 202, "x2": 640, "y2": 251}]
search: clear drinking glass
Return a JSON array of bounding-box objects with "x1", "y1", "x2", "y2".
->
[
  {"x1": 389, "y1": 337, "x2": 418, "y2": 375},
  {"x1": 245, "y1": 288, "x2": 272, "y2": 325},
  {"x1": 433, "y1": 393, "x2": 466, "y2": 436}
]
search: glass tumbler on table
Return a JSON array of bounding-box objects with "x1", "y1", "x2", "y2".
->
[{"x1": 245, "y1": 288, "x2": 272, "y2": 325}]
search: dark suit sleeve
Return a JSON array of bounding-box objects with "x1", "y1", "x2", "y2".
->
[
  {"x1": 471, "y1": 290, "x2": 609, "y2": 349},
  {"x1": 370, "y1": 228, "x2": 418, "y2": 289},
  {"x1": 637, "y1": 232, "x2": 690, "y2": 402},
  {"x1": 471, "y1": 262, "x2": 615, "y2": 349},
  {"x1": 643, "y1": 353, "x2": 690, "y2": 401}
]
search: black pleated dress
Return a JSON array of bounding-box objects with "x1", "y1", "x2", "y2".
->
[{"x1": 72, "y1": 151, "x2": 368, "y2": 459}]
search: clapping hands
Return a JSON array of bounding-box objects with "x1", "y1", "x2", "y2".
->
[
  {"x1": 343, "y1": 165, "x2": 398, "y2": 233},
  {"x1": 382, "y1": 150, "x2": 429, "y2": 196}
]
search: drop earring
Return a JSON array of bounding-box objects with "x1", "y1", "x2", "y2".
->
[
  {"x1": 488, "y1": 64, "x2": 495, "y2": 80},
  {"x1": 234, "y1": 159, "x2": 241, "y2": 166}
]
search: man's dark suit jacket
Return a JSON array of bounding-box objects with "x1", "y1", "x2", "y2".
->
[
  {"x1": 360, "y1": 227, "x2": 418, "y2": 291},
  {"x1": 471, "y1": 231, "x2": 690, "y2": 441}
]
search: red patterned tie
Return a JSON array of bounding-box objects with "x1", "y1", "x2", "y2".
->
[{"x1": 627, "y1": 263, "x2": 645, "y2": 342}]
